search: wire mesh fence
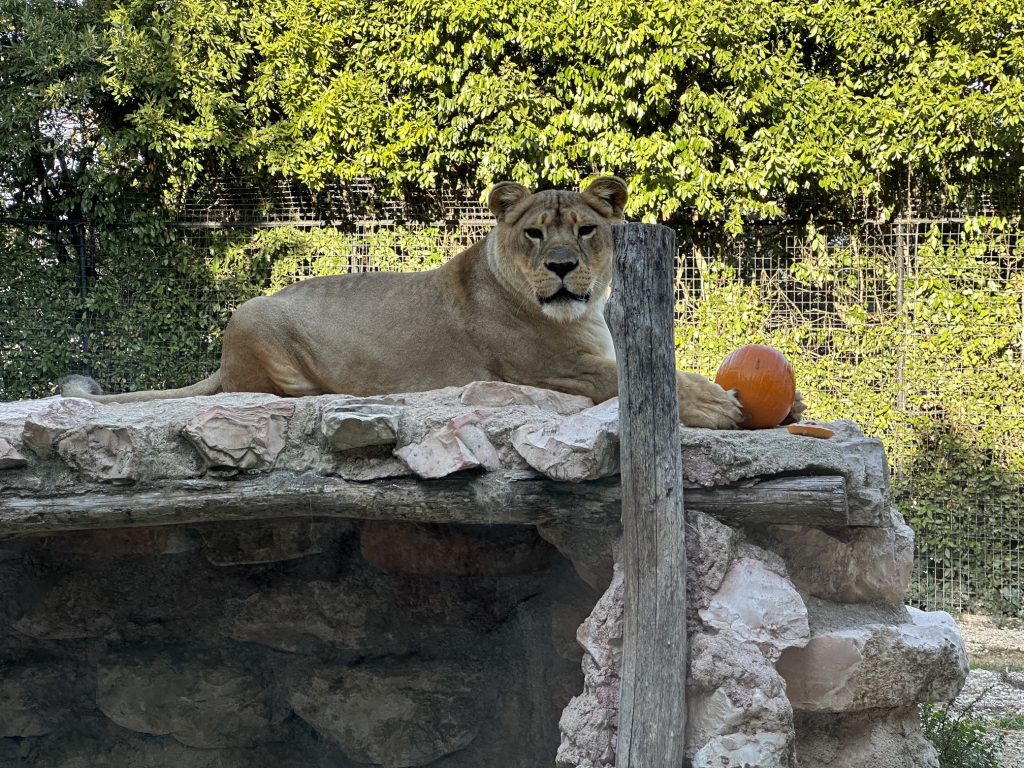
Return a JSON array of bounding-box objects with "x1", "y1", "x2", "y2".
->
[{"x1": 2, "y1": 180, "x2": 1022, "y2": 616}]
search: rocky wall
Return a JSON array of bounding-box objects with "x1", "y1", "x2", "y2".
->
[{"x1": 0, "y1": 384, "x2": 969, "y2": 767}]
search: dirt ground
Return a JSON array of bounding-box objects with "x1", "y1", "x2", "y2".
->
[{"x1": 955, "y1": 614, "x2": 1024, "y2": 767}]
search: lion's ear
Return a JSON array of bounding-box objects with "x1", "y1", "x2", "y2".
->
[
  {"x1": 487, "y1": 182, "x2": 532, "y2": 222},
  {"x1": 582, "y1": 176, "x2": 628, "y2": 220}
]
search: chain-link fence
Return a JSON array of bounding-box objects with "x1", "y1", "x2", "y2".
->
[{"x1": 2, "y1": 181, "x2": 1023, "y2": 616}]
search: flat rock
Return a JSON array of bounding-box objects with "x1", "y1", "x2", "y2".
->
[
  {"x1": 512, "y1": 398, "x2": 620, "y2": 481},
  {"x1": 182, "y1": 402, "x2": 295, "y2": 472},
  {"x1": 287, "y1": 659, "x2": 491, "y2": 767},
  {"x1": 777, "y1": 607, "x2": 968, "y2": 712},
  {"x1": 96, "y1": 651, "x2": 287, "y2": 748},
  {"x1": 461, "y1": 381, "x2": 594, "y2": 414}
]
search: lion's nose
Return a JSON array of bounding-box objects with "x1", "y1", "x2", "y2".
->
[{"x1": 545, "y1": 260, "x2": 578, "y2": 278}]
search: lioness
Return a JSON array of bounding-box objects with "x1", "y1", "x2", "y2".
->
[{"x1": 63, "y1": 177, "x2": 742, "y2": 428}]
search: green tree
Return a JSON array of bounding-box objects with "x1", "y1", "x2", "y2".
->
[{"x1": 100, "y1": 0, "x2": 1024, "y2": 225}]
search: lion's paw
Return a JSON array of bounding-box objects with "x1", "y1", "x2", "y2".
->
[{"x1": 677, "y1": 373, "x2": 743, "y2": 429}]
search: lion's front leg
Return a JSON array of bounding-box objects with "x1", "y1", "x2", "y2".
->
[{"x1": 677, "y1": 372, "x2": 742, "y2": 429}]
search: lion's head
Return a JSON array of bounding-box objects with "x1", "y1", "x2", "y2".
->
[{"x1": 486, "y1": 177, "x2": 628, "y2": 322}]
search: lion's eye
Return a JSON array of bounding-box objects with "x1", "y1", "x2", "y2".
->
[
  {"x1": 578, "y1": 225, "x2": 597, "y2": 238},
  {"x1": 525, "y1": 228, "x2": 544, "y2": 240}
]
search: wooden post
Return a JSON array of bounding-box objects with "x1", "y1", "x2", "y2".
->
[{"x1": 604, "y1": 223, "x2": 688, "y2": 767}]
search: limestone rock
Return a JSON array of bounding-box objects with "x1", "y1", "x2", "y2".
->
[
  {"x1": 96, "y1": 651, "x2": 287, "y2": 748},
  {"x1": 182, "y1": 402, "x2": 294, "y2": 472},
  {"x1": 777, "y1": 607, "x2": 968, "y2": 712},
  {"x1": 760, "y1": 522, "x2": 914, "y2": 605},
  {"x1": 287, "y1": 659, "x2": 491, "y2": 767},
  {"x1": 0, "y1": 437, "x2": 27, "y2": 470},
  {"x1": 21, "y1": 398, "x2": 97, "y2": 458},
  {"x1": 512, "y1": 398, "x2": 620, "y2": 481},
  {"x1": 461, "y1": 381, "x2": 594, "y2": 414},
  {"x1": 795, "y1": 707, "x2": 939, "y2": 768},
  {"x1": 687, "y1": 511, "x2": 739, "y2": 613},
  {"x1": 692, "y1": 731, "x2": 792, "y2": 768},
  {"x1": 200, "y1": 519, "x2": 329, "y2": 565},
  {"x1": 56, "y1": 425, "x2": 140, "y2": 482},
  {"x1": 395, "y1": 411, "x2": 500, "y2": 478},
  {"x1": 321, "y1": 399, "x2": 404, "y2": 451},
  {"x1": 556, "y1": 564, "x2": 623, "y2": 768},
  {"x1": 686, "y1": 631, "x2": 796, "y2": 766},
  {"x1": 698, "y1": 556, "x2": 809, "y2": 661}
]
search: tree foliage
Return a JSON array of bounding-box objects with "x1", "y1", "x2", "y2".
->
[{"x1": 98, "y1": 0, "x2": 1024, "y2": 225}]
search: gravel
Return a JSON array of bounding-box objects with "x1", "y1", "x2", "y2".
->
[{"x1": 953, "y1": 615, "x2": 1024, "y2": 768}]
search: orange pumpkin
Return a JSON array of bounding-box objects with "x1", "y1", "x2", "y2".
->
[{"x1": 714, "y1": 344, "x2": 796, "y2": 429}]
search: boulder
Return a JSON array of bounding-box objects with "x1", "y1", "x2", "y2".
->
[
  {"x1": 777, "y1": 607, "x2": 968, "y2": 712},
  {"x1": 512, "y1": 398, "x2": 620, "y2": 481}
]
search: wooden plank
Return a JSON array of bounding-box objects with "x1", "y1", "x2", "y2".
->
[
  {"x1": 604, "y1": 222, "x2": 687, "y2": 767},
  {"x1": 0, "y1": 474, "x2": 856, "y2": 536}
]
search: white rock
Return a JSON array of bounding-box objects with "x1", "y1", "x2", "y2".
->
[
  {"x1": 512, "y1": 398, "x2": 620, "y2": 481},
  {"x1": 698, "y1": 557, "x2": 809, "y2": 660},
  {"x1": 777, "y1": 608, "x2": 968, "y2": 712},
  {"x1": 692, "y1": 731, "x2": 792, "y2": 768}
]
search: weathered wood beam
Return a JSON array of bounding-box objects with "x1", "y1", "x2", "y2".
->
[
  {"x1": 0, "y1": 473, "x2": 858, "y2": 536},
  {"x1": 605, "y1": 222, "x2": 687, "y2": 767}
]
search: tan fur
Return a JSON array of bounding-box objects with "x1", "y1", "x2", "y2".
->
[{"x1": 69, "y1": 178, "x2": 741, "y2": 428}]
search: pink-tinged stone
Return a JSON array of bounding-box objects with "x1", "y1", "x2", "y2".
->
[
  {"x1": 182, "y1": 403, "x2": 294, "y2": 472},
  {"x1": 460, "y1": 381, "x2": 594, "y2": 414},
  {"x1": 395, "y1": 411, "x2": 500, "y2": 478},
  {"x1": 57, "y1": 426, "x2": 140, "y2": 483},
  {"x1": 0, "y1": 438, "x2": 28, "y2": 470},
  {"x1": 21, "y1": 398, "x2": 98, "y2": 458},
  {"x1": 512, "y1": 398, "x2": 620, "y2": 481},
  {"x1": 777, "y1": 607, "x2": 968, "y2": 712},
  {"x1": 698, "y1": 557, "x2": 809, "y2": 661}
]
